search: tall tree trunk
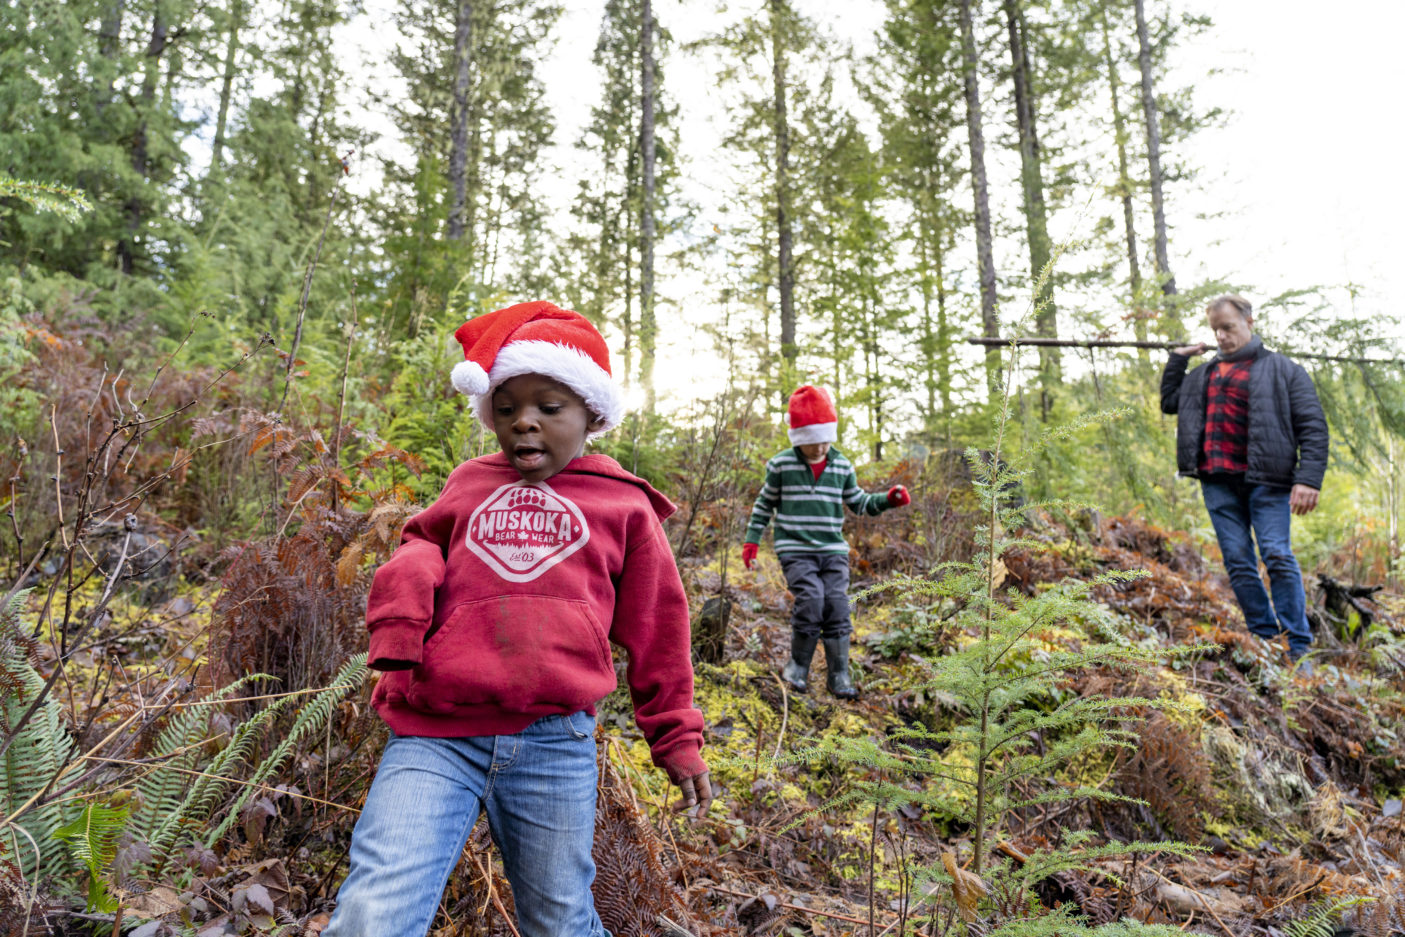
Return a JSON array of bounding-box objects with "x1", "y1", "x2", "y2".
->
[
  {"x1": 209, "y1": 0, "x2": 244, "y2": 176},
  {"x1": 918, "y1": 233, "x2": 938, "y2": 438},
  {"x1": 95, "y1": 0, "x2": 125, "y2": 120},
  {"x1": 638, "y1": 0, "x2": 657, "y2": 413},
  {"x1": 865, "y1": 295, "x2": 880, "y2": 461},
  {"x1": 1099, "y1": 5, "x2": 1143, "y2": 317},
  {"x1": 934, "y1": 213, "x2": 952, "y2": 440},
  {"x1": 622, "y1": 101, "x2": 638, "y2": 387},
  {"x1": 958, "y1": 0, "x2": 1000, "y2": 397},
  {"x1": 118, "y1": 7, "x2": 168, "y2": 276},
  {"x1": 1100, "y1": 4, "x2": 1148, "y2": 361},
  {"x1": 1134, "y1": 0, "x2": 1175, "y2": 296},
  {"x1": 769, "y1": 0, "x2": 796, "y2": 365},
  {"x1": 447, "y1": 0, "x2": 473, "y2": 240},
  {"x1": 1003, "y1": 0, "x2": 1058, "y2": 416}
]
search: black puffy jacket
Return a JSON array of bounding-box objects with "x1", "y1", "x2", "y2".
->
[{"x1": 1160, "y1": 343, "x2": 1329, "y2": 489}]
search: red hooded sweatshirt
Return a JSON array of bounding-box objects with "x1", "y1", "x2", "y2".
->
[{"x1": 365, "y1": 452, "x2": 706, "y2": 783}]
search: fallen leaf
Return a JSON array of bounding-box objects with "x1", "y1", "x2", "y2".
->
[{"x1": 941, "y1": 852, "x2": 989, "y2": 922}]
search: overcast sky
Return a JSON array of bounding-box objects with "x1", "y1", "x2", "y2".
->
[{"x1": 337, "y1": 0, "x2": 1404, "y2": 407}]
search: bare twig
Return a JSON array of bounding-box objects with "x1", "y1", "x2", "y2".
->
[
  {"x1": 465, "y1": 845, "x2": 523, "y2": 937},
  {"x1": 331, "y1": 314, "x2": 356, "y2": 514},
  {"x1": 709, "y1": 884, "x2": 900, "y2": 927},
  {"x1": 0, "y1": 516, "x2": 137, "y2": 761},
  {"x1": 772, "y1": 672, "x2": 789, "y2": 761}
]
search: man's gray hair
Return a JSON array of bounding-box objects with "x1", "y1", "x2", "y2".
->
[{"x1": 1207, "y1": 294, "x2": 1253, "y2": 320}]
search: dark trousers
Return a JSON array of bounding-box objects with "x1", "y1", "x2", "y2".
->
[
  {"x1": 779, "y1": 552, "x2": 851, "y2": 640},
  {"x1": 1200, "y1": 475, "x2": 1312, "y2": 656}
]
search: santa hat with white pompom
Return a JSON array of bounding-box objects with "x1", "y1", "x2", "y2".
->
[
  {"x1": 787, "y1": 384, "x2": 838, "y2": 446},
  {"x1": 450, "y1": 301, "x2": 626, "y2": 438}
]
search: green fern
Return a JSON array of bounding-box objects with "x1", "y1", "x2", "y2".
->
[
  {"x1": 144, "y1": 682, "x2": 299, "y2": 868},
  {"x1": 133, "y1": 655, "x2": 367, "y2": 869},
  {"x1": 130, "y1": 672, "x2": 275, "y2": 845},
  {"x1": 52, "y1": 801, "x2": 130, "y2": 912},
  {"x1": 1285, "y1": 897, "x2": 1373, "y2": 937},
  {"x1": 0, "y1": 589, "x2": 82, "y2": 884},
  {"x1": 204, "y1": 653, "x2": 367, "y2": 846}
]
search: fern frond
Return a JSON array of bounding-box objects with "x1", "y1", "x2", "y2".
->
[
  {"x1": 1286, "y1": 897, "x2": 1373, "y2": 937},
  {"x1": 52, "y1": 802, "x2": 130, "y2": 912},
  {"x1": 204, "y1": 654, "x2": 366, "y2": 846},
  {"x1": 130, "y1": 672, "x2": 275, "y2": 842},
  {"x1": 145, "y1": 685, "x2": 297, "y2": 866},
  {"x1": 0, "y1": 591, "x2": 81, "y2": 882}
]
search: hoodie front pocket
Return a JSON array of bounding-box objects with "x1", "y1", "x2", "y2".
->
[{"x1": 405, "y1": 595, "x2": 615, "y2": 714}]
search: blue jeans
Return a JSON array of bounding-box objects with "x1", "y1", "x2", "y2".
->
[
  {"x1": 779, "y1": 552, "x2": 851, "y2": 639},
  {"x1": 324, "y1": 712, "x2": 609, "y2": 937},
  {"x1": 1200, "y1": 476, "x2": 1312, "y2": 656}
]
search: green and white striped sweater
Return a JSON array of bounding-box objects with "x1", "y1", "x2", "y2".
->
[{"x1": 743, "y1": 447, "x2": 891, "y2": 555}]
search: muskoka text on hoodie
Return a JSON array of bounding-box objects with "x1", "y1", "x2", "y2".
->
[{"x1": 365, "y1": 452, "x2": 707, "y2": 783}]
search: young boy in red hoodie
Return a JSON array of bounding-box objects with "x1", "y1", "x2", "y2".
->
[{"x1": 324, "y1": 302, "x2": 710, "y2": 937}]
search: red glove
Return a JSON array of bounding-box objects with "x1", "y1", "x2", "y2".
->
[
  {"x1": 887, "y1": 485, "x2": 911, "y2": 508},
  {"x1": 741, "y1": 543, "x2": 758, "y2": 569}
]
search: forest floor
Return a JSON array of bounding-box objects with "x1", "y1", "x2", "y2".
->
[
  {"x1": 587, "y1": 509, "x2": 1405, "y2": 937},
  {"x1": 7, "y1": 501, "x2": 1405, "y2": 937}
]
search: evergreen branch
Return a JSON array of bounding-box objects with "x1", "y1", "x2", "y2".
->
[{"x1": 0, "y1": 176, "x2": 93, "y2": 222}]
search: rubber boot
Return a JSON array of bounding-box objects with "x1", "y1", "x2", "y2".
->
[
  {"x1": 822, "y1": 636, "x2": 859, "y2": 700},
  {"x1": 781, "y1": 632, "x2": 819, "y2": 694}
]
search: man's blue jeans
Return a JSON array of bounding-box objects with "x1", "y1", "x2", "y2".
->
[
  {"x1": 324, "y1": 712, "x2": 609, "y2": 937},
  {"x1": 1200, "y1": 475, "x2": 1312, "y2": 656}
]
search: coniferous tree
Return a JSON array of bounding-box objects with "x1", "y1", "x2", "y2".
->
[
  {"x1": 708, "y1": 0, "x2": 823, "y2": 381},
  {"x1": 448, "y1": 0, "x2": 474, "y2": 242},
  {"x1": 957, "y1": 0, "x2": 1002, "y2": 398},
  {"x1": 1133, "y1": 0, "x2": 1174, "y2": 298},
  {"x1": 797, "y1": 78, "x2": 901, "y2": 458},
  {"x1": 1096, "y1": 0, "x2": 1143, "y2": 315},
  {"x1": 569, "y1": 0, "x2": 683, "y2": 398},
  {"x1": 638, "y1": 0, "x2": 658, "y2": 412},
  {"x1": 187, "y1": 0, "x2": 371, "y2": 351},
  {"x1": 382, "y1": 0, "x2": 560, "y2": 335},
  {"x1": 1002, "y1": 0, "x2": 1060, "y2": 414},
  {"x1": 0, "y1": 0, "x2": 189, "y2": 284},
  {"x1": 207, "y1": 0, "x2": 246, "y2": 179},
  {"x1": 769, "y1": 0, "x2": 797, "y2": 367},
  {"x1": 866, "y1": 0, "x2": 970, "y2": 445}
]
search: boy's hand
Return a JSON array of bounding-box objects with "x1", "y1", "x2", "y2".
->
[
  {"x1": 675, "y1": 770, "x2": 713, "y2": 819},
  {"x1": 741, "y1": 543, "x2": 758, "y2": 569},
  {"x1": 887, "y1": 485, "x2": 911, "y2": 508}
]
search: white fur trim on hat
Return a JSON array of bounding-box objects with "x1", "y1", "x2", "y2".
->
[
  {"x1": 451, "y1": 359, "x2": 490, "y2": 396},
  {"x1": 472, "y1": 339, "x2": 627, "y2": 439},
  {"x1": 789, "y1": 422, "x2": 837, "y2": 446}
]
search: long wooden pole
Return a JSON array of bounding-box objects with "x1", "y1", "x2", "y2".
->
[{"x1": 965, "y1": 336, "x2": 1403, "y2": 365}]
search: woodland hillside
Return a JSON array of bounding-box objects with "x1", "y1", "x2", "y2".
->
[{"x1": 2, "y1": 0, "x2": 1404, "y2": 934}]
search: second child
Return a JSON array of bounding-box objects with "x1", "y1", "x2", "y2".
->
[{"x1": 741, "y1": 385, "x2": 911, "y2": 699}]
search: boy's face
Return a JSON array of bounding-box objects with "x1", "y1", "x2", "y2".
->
[
  {"x1": 491, "y1": 374, "x2": 604, "y2": 483},
  {"x1": 797, "y1": 442, "x2": 830, "y2": 464}
]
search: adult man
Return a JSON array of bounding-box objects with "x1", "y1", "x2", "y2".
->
[{"x1": 1160, "y1": 294, "x2": 1329, "y2": 669}]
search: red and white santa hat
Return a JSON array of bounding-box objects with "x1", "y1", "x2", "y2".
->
[
  {"x1": 787, "y1": 385, "x2": 838, "y2": 446},
  {"x1": 450, "y1": 300, "x2": 626, "y2": 438}
]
